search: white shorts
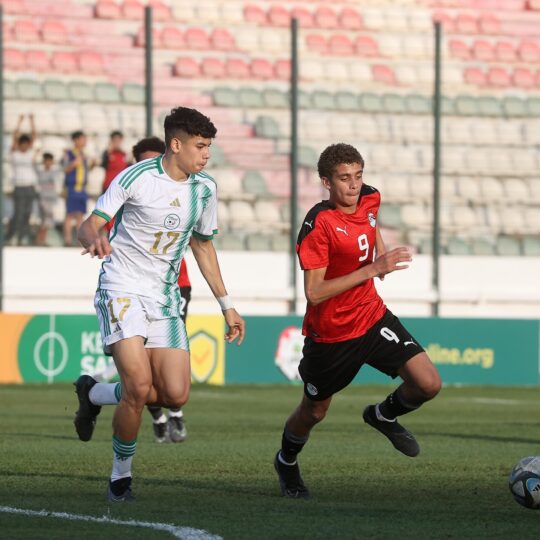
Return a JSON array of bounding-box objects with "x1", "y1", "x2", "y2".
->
[{"x1": 95, "y1": 288, "x2": 189, "y2": 356}]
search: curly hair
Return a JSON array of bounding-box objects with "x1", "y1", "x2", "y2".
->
[
  {"x1": 317, "y1": 143, "x2": 364, "y2": 180},
  {"x1": 132, "y1": 136, "x2": 166, "y2": 162},
  {"x1": 164, "y1": 107, "x2": 217, "y2": 147}
]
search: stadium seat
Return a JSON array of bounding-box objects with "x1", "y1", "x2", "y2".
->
[
  {"x1": 123, "y1": 83, "x2": 144, "y2": 104},
  {"x1": 213, "y1": 87, "x2": 240, "y2": 107},
  {"x1": 359, "y1": 93, "x2": 383, "y2": 113},
  {"x1": 4, "y1": 80, "x2": 16, "y2": 100},
  {"x1": 239, "y1": 88, "x2": 264, "y2": 108},
  {"x1": 464, "y1": 67, "x2": 487, "y2": 87},
  {"x1": 472, "y1": 40, "x2": 495, "y2": 61},
  {"x1": 378, "y1": 204, "x2": 403, "y2": 229},
  {"x1": 246, "y1": 233, "x2": 272, "y2": 251},
  {"x1": 79, "y1": 51, "x2": 104, "y2": 75},
  {"x1": 470, "y1": 238, "x2": 495, "y2": 256},
  {"x1": 254, "y1": 116, "x2": 280, "y2": 138},
  {"x1": 136, "y1": 27, "x2": 161, "y2": 47},
  {"x1": 340, "y1": 7, "x2": 363, "y2": 31},
  {"x1": 496, "y1": 236, "x2": 521, "y2": 256},
  {"x1": 148, "y1": 0, "x2": 171, "y2": 21},
  {"x1": 291, "y1": 7, "x2": 315, "y2": 28},
  {"x1": 25, "y1": 50, "x2": 50, "y2": 72},
  {"x1": 432, "y1": 10, "x2": 455, "y2": 33},
  {"x1": 382, "y1": 94, "x2": 406, "y2": 114},
  {"x1": 503, "y1": 96, "x2": 527, "y2": 117},
  {"x1": 95, "y1": 83, "x2": 121, "y2": 103},
  {"x1": 268, "y1": 5, "x2": 290, "y2": 27},
  {"x1": 487, "y1": 67, "x2": 511, "y2": 88},
  {"x1": 185, "y1": 28, "x2": 210, "y2": 50},
  {"x1": 513, "y1": 68, "x2": 535, "y2": 89},
  {"x1": 41, "y1": 20, "x2": 68, "y2": 44},
  {"x1": 523, "y1": 237, "x2": 540, "y2": 256},
  {"x1": 455, "y1": 13, "x2": 478, "y2": 34},
  {"x1": 5, "y1": 48, "x2": 25, "y2": 71},
  {"x1": 244, "y1": 171, "x2": 270, "y2": 197},
  {"x1": 518, "y1": 40, "x2": 540, "y2": 63},
  {"x1": 251, "y1": 59, "x2": 274, "y2": 80},
  {"x1": 372, "y1": 64, "x2": 397, "y2": 85},
  {"x1": 504, "y1": 178, "x2": 529, "y2": 202},
  {"x1": 225, "y1": 58, "x2": 250, "y2": 79},
  {"x1": 477, "y1": 96, "x2": 503, "y2": 116},
  {"x1": 271, "y1": 234, "x2": 289, "y2": 251},
  {"x1": 449, "y1": 39, "x2": 470, "y2": 60},
  {"x1": 175, "y1": 57, "x2": 201, "y2": 78},
  {"x1": 220, "y1": 233, "x2": 245, "y2": 250},
  {"x1": 244, "y1": 4, "x2": 267, "y2": 25},
  {"x1": 229, "y1": 201, "x2": 255, "y2": 229},
  {"x1": 43, "y1": 79, "x2": 69, "y2": 101},
  {"x1": 13, "y1": 20, "x2": 39, "y2": 42},
  {"x1": 527, "y1": 97, "x2": 540, "y2": 116},
  {"x1": 16, "y1": 79, "x2": 43, "y2": 101},
  {"x1": 335, "y1": 91, "x2": 358, "y2": 111},
  {"x1": 495, "y1": 41, "x2": 517, "y2": 62},
  {"x1": 254, "y1": 200, "x2": 281, "y2": 225},
  {"x1": 201, "y1": 58, "x2": 225, "y2": 78},
  {"x1": 210, "y1": 28, "x2": 236, "y2": 51},
  {"x1": 406, "y1": 94, "x2": 431, "y2": 115},
  {"x1": 96, "y1": 1, "x2": 122, "y2": 19},
  {"x1": 263, "y1": 88, "x2": 288, "y2": 109},
  {"x1": 161, "y1": 27, "x2": 184, "y2": 49},
  {"x1": 306, "y1": 33, "x2": 328, "y2": 54},
  {"x1": 312, "y1": 90, "x2": 336, "y2": 110},
  {"x1": 355, "y1": 35, "x2": 379, "y2": 57},
  {"x1": 68, "y1": 81, "x2": 95, "y2": 102},
  {"x1": 478, "y1": 12, "x2": 500, "y2": 35},
  {"x1": 314, "y1": 6, "x2": 339, "y2": 29},
  {"x1": 51, "y1": 51, "x2": 77, "y2": 73},
  {"x1": 455, "y1": 95, "x2": 480, "y2": 116},
  {"x1": 328, "y1": 35, "x2": 354, "y2": 56},
  {"x1": 447, "y1": 238, "x2": 471, "y2": 255},
  {"x1": 298, "y1": 146, "x2": 318, "y2": 168},
  {"x1": 123, "y1": 0, "x2": 144, "y2": 20},
  {"x1": 275, "y1": 59, "x2": 291, "y2": 81}
]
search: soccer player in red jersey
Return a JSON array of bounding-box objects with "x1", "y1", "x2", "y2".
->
[{"x1": 274, "y1": 144, "x2": 441, "y2": 498}]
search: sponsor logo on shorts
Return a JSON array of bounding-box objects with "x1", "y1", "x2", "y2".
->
[
  {"x1": 306, "y1": 383, "x2": 318, "y2": 396},
  {"x1": 368, "y1": 212, "x2": 377, "y2": 228},
  {"x1": 404, "y1": 340, "x2": 417, "y2": 347},
  {"x1": 164, "y1": 214, "x2": 181, "y2": 230}
]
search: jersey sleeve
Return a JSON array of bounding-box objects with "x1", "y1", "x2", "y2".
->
[
  {"x1": 297, "y1": 214, "x2": 330, "y2": 270},
  {"x1": 92, "y1": 174, "x2": 131, "y2": 222},
  {"x1": 193, "y1": 182, "x2": 218, "y2": 240}
]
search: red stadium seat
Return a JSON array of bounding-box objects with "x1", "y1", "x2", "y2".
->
[
  {"x1": 340, "y1": 7, "x2": 363, "y2": 31},
  {"x1": 355, "y1": 35, "x2": 379, "y2": 57},
  {"x1": 513, "y1": 68, "x2": 535, "y2": 89},
  {"x1": 529, "y1": 0, "x2": 540, "y2": 9},
  {"x1": 432, "y1": 11, "x2": 456, "y2": 33},
  {"x1": 51, "y1": 51, "x2": 78, "y2": 73},
  {"x1": 161, "y1": 27, "x2": 184, "y2": 49},
  {"x1": 135, "y1": 27, "x2": 161, "y2": 47},
  {"x1": 306, "y1": 33, "x2": 328, "y2": 54},
  {"x1": 148, "y1": 0, "x2": 171, "y2": 21},
  {"x1": 274, "y1": 59, "x2": 291, "y2": 80},
  {"x1": 174, "y1": 56, "x2": 201, "y2": 78},
  {"x1": 291, "y1": 7, "x2": 314, "y2": 28},
  {"x1": 25, "y1": 50, "x2": 50, "y2": 72},
  {"x1": 372, "y1": 64, "x2": 397, "y2": 85},
  {"x1": 464, "y1": 67, "x2": 486, "y2": 86},
  {"x1": 201, "y1": 57, "x2": 226, "y2": 78},
  {"x1": 2, "y1": 0, "x2": 25, "y2": 15},
  {"x1": 96, "y1": 0, "x2": 122, "y2": 19},
  {"x1": 455, "y1": 13, "x2": 478, "y2": 34},
  {"x1": 5, "y1": 48, "x2": 26, "y2": 70},
  {"x1": 123, "y1": 0, "x2": 144, "y2": 20},
  {"x1": 244, "y1": 4, "x2": 267, "y2": 25},
  {"x1": 472, "y1": 40, "x2": 495, "y2": 61},
  {"x1": 519, "y1": 40, "x2": 540, "y2": 62},
  {"x1": 13, "y1": 20, "x2": 40, "y2": 42},
  {"x1": 185, "y1": 28, "x2": 210, "y2": 50},
  {"x1": 211, "y1": 28, "x2": 236, "y2": 52},
  {"x1": 42, "y1": 20, "x2": 69, "y2": 45},
  {"x1": 3, "y1": 21, "x2": 12, "y2": 42},
  {"x1": 251, "y1": 58, "x2": 274, "y2": 79},
  {"x1": 328, "y1": 34, "x2": 354, "y2": 56},
  {"x1": 79, "y1": 51, "x2": 104, "y2": 74},
  {"x1": 268, "y1": 6, "x2": 290, "y2": 27},
  {"x1": 314, "y1": 6, "x2": 339, "y2": 29},
  {"x1": 495, "y1": 41, "x2": 517, "y2": 62},
  {"x1": 225, "y1": 58, "x2": 250, "y2": 79},
  {"x1": 478, "y1": 13, "x2": 500, "y2": 34},
  {"x1": 449, "y1": 39, "x2": 470, "y2": 60},
  {"x1": 487, "y1": 67, "x2": 511, "y2": 87}
]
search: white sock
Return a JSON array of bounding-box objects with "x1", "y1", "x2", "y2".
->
[
  {"x1": 153, "y1": 414, "x2": 167, "y2": 424},
  {"x1": 278, "y1": 451, "x2": 296, "y2": 466},
  {"x1": 375, "y1": 404, "x2": 396, "y2": 423},
  {"x1": 111, "y1": 454, "x2": 133, "y2": 482},
  {"x1": 89, "y1": 382, "x2": 121, "y2": 405},
  {"x1": 168, "y1": 409, "x2": 183, "y2": 419}
]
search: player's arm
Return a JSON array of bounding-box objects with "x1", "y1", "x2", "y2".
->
[
  {"x1": 304, "y1": 247, "x2": 412, "y2": 306},
  {"x1": 190, "y1": 236, "x2": 245, "y2": 345},
  {"x1": 78, "y1": 212, "x2": 112, "y2": 259},
  {"x1": 375, "y1": 225, "x2": 388, "y2": 281}
]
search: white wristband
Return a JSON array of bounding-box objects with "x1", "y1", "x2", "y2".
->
[{"x1": 217, "y1": 295, "x2": 234, "y2": 311}]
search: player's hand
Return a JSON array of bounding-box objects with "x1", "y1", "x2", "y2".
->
[
  {"x1": 81, "y1": 236, "x2": 112, "y2": 259},
  {"x1": 223, "y1": 308, "x2": 245, "y2": 346},
  {"x1": 372, "y1": 247, "x2": 412, "y2": 278}
]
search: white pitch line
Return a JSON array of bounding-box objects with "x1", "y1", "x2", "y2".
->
[{"x1": 0, "y1": 506, "x2": 222, "y2": 540}]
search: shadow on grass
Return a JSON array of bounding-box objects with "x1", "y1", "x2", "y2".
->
[
  {"x1": 418, "y1": 431, "x2": 540, "y2": 445},
  {"x1": 1, "y1": 432, "x2": 75, "y2": 441}
]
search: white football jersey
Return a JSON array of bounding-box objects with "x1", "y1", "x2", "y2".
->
[{"x1": 93, "y1": 156, "x2": 218, "y2": 309}]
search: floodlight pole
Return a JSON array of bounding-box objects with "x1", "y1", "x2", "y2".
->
[
  {"x1": 432, "y1": 22, "x2": 442, "y2": 317},
  {"x1": 144, "y1": 6, "x2": 153, "y2": 137},
  {"x1": 289, "y1": 17, "x2": 299, "y2": 314},
  {"x1": 0, "y1": 6, "x2": 4, "y2": 311}
]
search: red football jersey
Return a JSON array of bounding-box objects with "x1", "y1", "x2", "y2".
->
[
  {"x1": 297, "y1": 184, "x2": 386, "y2": 343},
  {"x1": 178, "y1": 258, "x2": 191, "y2": 288}
]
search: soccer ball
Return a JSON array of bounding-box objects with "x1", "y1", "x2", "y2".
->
[{"x1": 509, "y1": 456, "x2": 540, "y2": 509}]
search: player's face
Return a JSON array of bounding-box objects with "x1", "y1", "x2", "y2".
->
[
  {"x1": 173, "y1": 135, "x2": 212, "y2": 174},
  {"x1": 74, "y1": 135, "x2": 86, "y2": 150},
  {"x1": 323, "y1": 162, "x2": 363, "y2": 211}
]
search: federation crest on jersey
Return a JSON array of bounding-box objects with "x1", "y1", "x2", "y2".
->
[
  {"x1": 164, "y1": 214, "x2": 180, "y2": 230},
  {"x1": 368, "y1": 212, "x2": 377, "y2": 228}
]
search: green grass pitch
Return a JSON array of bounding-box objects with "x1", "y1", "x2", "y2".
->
[{"x1": 0, "y1": 383, "x2": 538, "y2": 539}]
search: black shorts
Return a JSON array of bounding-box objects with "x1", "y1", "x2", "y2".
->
[
  {"x1": 298, "y1": 309, "x2": 425, "y2": 401},
  {"x1": 179, "y1": 286, "x2": 191, "y2": 323}
]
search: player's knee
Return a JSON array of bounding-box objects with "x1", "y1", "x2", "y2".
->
[
  {"x1": 123, "y1": 380, "x2": 152, "y2": 408},
  {"x1": 304, "y1": 403, "x2": 328, "y2": 425},
  {"x1": 161, "y1": 387, "x2": 189, "y2": 409},
  {"x1": 418, "y1": 372, "x2": 442, "y2": 400}
]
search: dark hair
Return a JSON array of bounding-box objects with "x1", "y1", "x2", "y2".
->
[
  {"x1": 43, "y1": 152, "x2": 54, "y2": 161},
  {"x1": 317, "y1": 143, "x2": 365, "y2": 180},
  {"x1": 71, "y1": 130, "x2": 85, "y2": 141},
  {"x1": 132, "y1": 137, "x2": 166, "y2": 162},
  {"x1": 163, "y1": 107, "x2": 217, "y2": 147},
  {"x1": 18, "y1": 134, "x2": 31, "y2": 145},
  {"x1": 110, "y1": 130, "x2": 123, "y2": 139}
]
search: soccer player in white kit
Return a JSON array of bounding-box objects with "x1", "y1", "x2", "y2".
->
[{"x1": 75, "y1": 107, "x2": 245, "y2": 501}]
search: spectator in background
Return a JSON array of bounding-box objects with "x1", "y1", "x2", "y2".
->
[
  {"x1": 63, "y1": 130, "x2": 94, "y2": 246},
  {"x1": 6, "y1": 114, "x2": 38, "y2": 246},
  {"x1": 36, "y1": 152, "x2": 60, "y2": 246},
  {"x1": 101, "y1": 130, "x2": 130, "y2": 193}
]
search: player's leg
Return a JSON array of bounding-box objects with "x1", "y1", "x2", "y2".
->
[
  {"x1": 147, "y1": 405, "x2": 170, "y2": 443},
  {"x1": 63, "y1": 210, "x2": 73, "y2": 246}
]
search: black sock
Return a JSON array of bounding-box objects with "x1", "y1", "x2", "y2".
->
[
  {"x1": 110, "y1": 476, "x2": 131, "y2": 496},
  {"x1": 147, "y1": 405, "x2": 163, "y2": 421},
  {"x1": 280, "y1": 426, "x2": 308, "y2": 464},
  {"x1": 378, "y1": 386, "x2": 419, "y2": 420}
]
